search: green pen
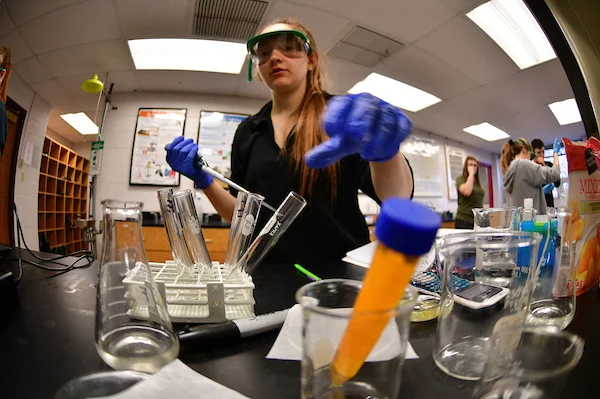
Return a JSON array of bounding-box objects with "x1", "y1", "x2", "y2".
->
[{"x1": 294, "y1": 263, "x2": 322, "y2": 281}]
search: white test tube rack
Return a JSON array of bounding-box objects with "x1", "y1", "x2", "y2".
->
[{"x1": 123, "y1": 260, "x2": 255, "y2": 324}]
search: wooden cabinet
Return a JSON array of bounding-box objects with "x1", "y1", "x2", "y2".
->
[
  {"x1": 142, "y1": 226, "x2": 230, "y2": 264},
  {"x1": 38, "y1": 137, "x2": 89, "y2": 253}
]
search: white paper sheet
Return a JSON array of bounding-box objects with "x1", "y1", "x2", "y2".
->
[
  {"x1": 266, "y1": 304, "x2": 418, "y2": 362},
  {"x1": 342, "y1": 228, "x2": 464, "y2": 269},
  {"x1": 94, "y1": 359, "x2": 249, "y2": 399}
]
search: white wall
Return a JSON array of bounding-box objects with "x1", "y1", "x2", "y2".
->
[
  {"x1": 9, "y1": 73, "x2": 51, "y2": 249},
  {"x1": 96, "y1": 91, "x2": 500, "y2": 219},
  {"x1": 94, "y1": 92, "x2": 265, "y2": 218}
]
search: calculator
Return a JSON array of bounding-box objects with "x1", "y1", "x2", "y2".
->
[{"x1": 411, "y1": 271, "x2": 509, "y2": 310}]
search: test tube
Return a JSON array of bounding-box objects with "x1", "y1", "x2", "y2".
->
[
  {"x1": 157, "y1": 188, "x2": 193, "y2": 275},
  {"x1": 225, "y1": 192, "x2": 248, "y2": 267},
  {"x1": 173, "y1": 189, "x2": 212, "y2": 274},
  {"x1": 330, "y1": 198, "x2": 440, "y2": 386},
  {"x1": 224, "y1": 192, "x2": 264, "y2": 269},
  {"x1": 228, "y1": 192, "x2": 307, "y2": 279}
]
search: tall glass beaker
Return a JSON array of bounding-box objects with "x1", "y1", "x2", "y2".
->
[
  {"x1": 157, "y1": 188, "x2": 193, "y2": 274},
  {"x1": 95, "y1": 200, "x2": 179, "y2": 373}
]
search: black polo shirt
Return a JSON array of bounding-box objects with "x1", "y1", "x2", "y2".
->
[{"x1": 230, "y1": 101, "x2": 413, "y2": 267}]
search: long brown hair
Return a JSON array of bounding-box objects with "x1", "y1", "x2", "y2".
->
[
  {"x1": 0, "y1": 47, "x2": 12, "y2": 103},
  {"x1": 501, "y1": 138, "x2": 531, "y2": 174},
  {"x1": 258, "y1": 18, "x2": 338, "y2": 201},
  {"x1": 462, "y1": 156, "x2": 481, "y2": 187}
]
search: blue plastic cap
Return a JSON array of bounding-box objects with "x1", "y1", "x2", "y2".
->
[{"x1": 375, "y1": 198, "x2": 441, "y2": 256}]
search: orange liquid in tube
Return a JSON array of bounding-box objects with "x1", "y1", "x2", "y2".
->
[{"x1": 331, "y1": 198, "x2": 440, "y2": 386}]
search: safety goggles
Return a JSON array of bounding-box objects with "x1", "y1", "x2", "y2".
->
[{"x1": 246, "y1": 30, "x2": 311, "y2": 81}]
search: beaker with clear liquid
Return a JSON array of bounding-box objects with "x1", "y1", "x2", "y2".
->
[
  {"x1": 472, "y1": 208, "x2": 523, "y2": 287},
  {"x1": 95, "y1": 200, "x2": 179, "y2": 374}
]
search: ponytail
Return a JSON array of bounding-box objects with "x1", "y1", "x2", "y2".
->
[{"x1": 501, "y1": 138, "x2": 531, "y2": 174}]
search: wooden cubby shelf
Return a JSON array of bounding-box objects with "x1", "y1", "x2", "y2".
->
[{"x1": 38, "y1": 137, "x2": 90, "y2": 253}]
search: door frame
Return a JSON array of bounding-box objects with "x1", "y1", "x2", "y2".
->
[
  {"x1": 478, "y1": 162, "x2": 494, "y2": 208},
  {"x1": 3, "y1": 97, "x2": 26, "y2": 246}
]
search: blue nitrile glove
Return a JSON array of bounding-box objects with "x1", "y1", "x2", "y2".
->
[
  {"x1": 165, "y1": 136, "x2": 214, "y2": 189},
  {"x1": 543, "y1": 183, "x2": 554, "y2": 195},
  {"x1": 553, "y1": 138, "x2": 561, "y2": 153},
  {"x1": 304, "y1": 93, "x2": 413, "y2": 168}
]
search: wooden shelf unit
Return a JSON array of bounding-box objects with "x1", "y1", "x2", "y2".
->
[{"x1": 38, "y1": 137, "x2": 90, "y2": 253}]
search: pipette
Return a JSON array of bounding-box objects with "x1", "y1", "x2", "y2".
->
[
  {"x1": 330, "y1": 197, "x2": 440, "y2": 386},
  {"x1": 195, "y1": 154, "x2": 277, "y2": 213}
]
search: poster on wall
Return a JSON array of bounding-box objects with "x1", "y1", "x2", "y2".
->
[
  {"x1": 129, "y1": 108, "x2": 186, "y2": 186},
  {"x1": 196, "y1": 111, "x2": 248, "y2": 180},
  {"x1": 401, "y1": 136, "x2": 443, "y2": 197},
  {"x1": 445, "y1": 145, "x2": 466, "y2": 200}
]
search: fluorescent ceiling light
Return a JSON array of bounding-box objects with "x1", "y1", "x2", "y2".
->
[
  {"x1": 60, "y1": 112, "x2": 99, "y2": 135},
  {"x1": 348, "y1": 73, "x2": 441, "y2": 112},
  {"x1": 128, "y1": 39, "x2": 246, "y2": 74},
  {"x1": 548, "y1": 98, "x2": 582, "y2": 125},
  {"x1": 463, "y1": 122, "x2": 510, "y2": 141},
  {"x1": 467, "y1": 0, "x2": 556, "y2": 69}
]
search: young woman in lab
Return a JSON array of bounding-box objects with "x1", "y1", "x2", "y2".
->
[
  {"x1": 501, "y1": 138, "x2": 561, "y2": 215},
  {"x1": 166, "y1": 18, "x2": 414, "y2": 265},
  {"x1": 455, "y1": 156, "x2": 484, "y2": 230}
]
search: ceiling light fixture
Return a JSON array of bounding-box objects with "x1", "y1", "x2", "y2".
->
[
  {"x1": 60, "y1": 112, "x2": 99, "y2": 135},
  {"x1": 128, "y1": 38, "x2": 247, "y2": 74},
  {"x1": 348, "y1": 73, "x2": 441, "y2": 112},
  {"x1": 548, "y1": 98, "x2": 582, "y2": 125},
  {"x1": 463, "y1": 122, "x2": 510, "y2": 141},
  {"x1": 466, "y1": 0, "x2": 556, "y2": 69}
]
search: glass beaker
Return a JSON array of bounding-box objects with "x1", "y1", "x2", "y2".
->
[
  {"x1": 472, "y1": 208, "x2": 521, "y2": 232},
  {"x1": 96, "y1": 200, "x2": 179, "y2": 373},
  {"x1": 157, "y1": 188, "x2": 193, "y2": 275},
  {"x1": 173, "y1": 189, "x2": 212, "y2": 274},
  {"x1": 473, "y1": 326, "x2": 584, "y2": 399},
  {"x1": 527, "y1": 208, "x2": 576, "y2": 329},
  {"x1": 434, "y1": 231, "x2": 541, "y2": 381},
  {"x1": 472, "y1": 208, "x2": 523, "y2": 287},
  {"x1": 297, "y1": 279, "x2": 416, "y2": 399}
]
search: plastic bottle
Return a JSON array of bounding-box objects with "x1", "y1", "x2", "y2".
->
[{"x1": 522, "y1": 198, "x2": 535, "y2": 221}]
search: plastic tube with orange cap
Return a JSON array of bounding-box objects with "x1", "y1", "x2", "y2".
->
[{"x1": 331, "y1": 197, "x2": 441, "y2": 386}]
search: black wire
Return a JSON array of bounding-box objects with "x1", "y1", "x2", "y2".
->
[{"x1": 12, "y1": 204, "x2": 95, "y2": 281}]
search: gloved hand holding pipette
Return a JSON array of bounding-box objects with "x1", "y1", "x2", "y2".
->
[
  {"x1": 305, "y1": 93, "x2": 413, "y2": 168},
  {"x1": 166, "y1": 137, "x2": 214, "y2": 189}
]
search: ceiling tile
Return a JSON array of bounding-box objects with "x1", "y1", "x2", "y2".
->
[
  {"x1": 37, "y1": 40, "x2": 133, "y2": 77},
  {"x1": 0, "y1": 30, "x2": 34, "y2": 63},
  {"x1": 484, "y1": 59, "x2": 574, "y2": 110},
  {"x1": 105, "y1": 71, "x2": 139, "y2": 92},
  {"x1": 376, "y1": 45, "x2": 479, "y2": 99},
  {"x1": 438, "y1": 0, "x2": 485, "y2": 13},
  {"x1": 136, "y1": 70, "x2": 239, "y2": 95},
  {"x1": 4, "y1": 0, "x2": 86, "y2": 26},
  {"x1": 31, "y1": 79, "x2": 69, "y2": 103},
  {"x1": 114, "y1": 0, "x2": 193, "y2": 39},
  {"x1": 51, "y1": 95, "x2": 104, "y2": 113},
  {"x1": 448, "y1": 85, "x2": 519, "y2": 121},
  {"x1": 266, "y1": 2, "x2": 350, "y2": 50},
  {"x1": 18, "y1": 0, "x2": 121, "y2": 54},
  {"x1": 13, "y1": 56, "x2": 51, "y2": 84},
  {"x1": 290, "y1": 0, "x2": 455, "y2": 43},
  {"x1": 322, "y1": 56, "x2": 371, "y2": 94},
  {"x1": 0, "y1": 3, "x2": 17, "y2": 38},
  {"x1": 416, "y1": 15, "x2": 519, "y2": 85}
]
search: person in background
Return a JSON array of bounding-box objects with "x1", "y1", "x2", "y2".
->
[
  {"x1": 531, "y1": 138, "x2": 561, "y2": 208},
  {"x1": 165, "y1": 18, "x2": 414, "y2": 266},
  {"x1": 455, "y1": 156, "x2": 484, "y2": 229},
  {"x1": 501, "y1": 138, "x2": 561, "y2": 215}
]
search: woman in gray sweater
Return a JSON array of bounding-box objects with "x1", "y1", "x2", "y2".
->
[{"x1": 501, "y1": 138, "x2": 561, "y2": 215}]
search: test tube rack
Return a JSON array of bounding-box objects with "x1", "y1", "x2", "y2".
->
[{"x1": 123, "y1": 261, "x2": 255, "y2": 324}]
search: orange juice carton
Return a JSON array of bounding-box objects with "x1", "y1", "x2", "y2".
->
[{"x1": 564, "y1": 137, "x2": 600, "y2": 294}]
